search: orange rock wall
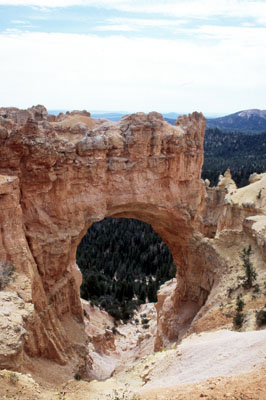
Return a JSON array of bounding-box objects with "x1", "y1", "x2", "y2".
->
[{"x1": 0, "y1": 105, "x2": 208, "y2": 371}]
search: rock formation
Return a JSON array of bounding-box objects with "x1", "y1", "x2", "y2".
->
[
  {"x1": 0, "y1": 105, "x2": 265, "y2": 381},
  {"x1": 156, "y1": 169, "x2": 266, "y2": 349},
  {"x1": 0, "y1": 105, "x2": 207, "y2": 374}
]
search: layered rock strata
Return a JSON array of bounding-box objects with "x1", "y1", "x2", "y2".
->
[
  {"x1": 155, "y1": 170, "x2": 266, "y2": 349},
  {"x1": 1, "y1": 105, "x2": 265, "y2": 373},
  {"x1": 0, "y1": 105, "x2": 207, "y2": 372}
]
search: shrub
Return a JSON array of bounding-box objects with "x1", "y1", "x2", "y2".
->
[
  {"x1": 240, "y1": 246, "x2": 257, "y2": 289},
  {"x1": 236, "y1": 294, "x2": 245, "y2": 312},
  {"x1": 0, "y1": 261, "x2": 15, "y2": 290},
  {"x1": 234, "y1": 312, "x2": 244, "y2": 329},
  {"x1": 253, "y1": 284, "x2": 260, "y2": 293},
  {"x1": 112, "y1": 326, "x2": 118, "y2": 334},
  {"x1": 108, "y1": 388, "x2": 141, "y2": 400},
  {"x1": 142, "y1": 324, "x2": 149, "y2": 329},
  {"x1": 256, "y1": 309, "x2": 266, "y2": 327},
  {"x1": 74, "y1": 373, "x2": 82, "y2": 381},
  {"x1": 9, "y1": 372, "x2": 19, "y2": 385},
  {"x1": 141, "y1": 318, "x2": 149, "y2": 325},
  {"x1": 233, "y1": 295, "x2": 245, "y2": 329}
]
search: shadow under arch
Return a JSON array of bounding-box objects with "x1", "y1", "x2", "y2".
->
[{"x1": 77, "y1": 215, "x2": 177, "y2": 320}]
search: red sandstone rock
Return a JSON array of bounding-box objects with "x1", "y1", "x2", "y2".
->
[{"x1": 0, "y1": 105, "x2": 265, "y2": 377}]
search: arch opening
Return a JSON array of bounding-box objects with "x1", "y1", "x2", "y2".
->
[{"x1": 76, "y1": 217, "x2": 177, "y2": 322}]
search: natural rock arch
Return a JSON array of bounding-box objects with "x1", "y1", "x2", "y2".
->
[{"x1": 0, "y1": 106, "x2": 211, "y2": 372}]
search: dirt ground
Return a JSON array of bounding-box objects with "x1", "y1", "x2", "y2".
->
[{"x1": 1, "y1": 328, "x2": 266, "y2": 400}]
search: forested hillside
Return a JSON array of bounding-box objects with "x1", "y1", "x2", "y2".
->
[
  {"x1": 202, "y1": 129, "x2": 266, "y2": 186},
  {"x1": 77, "y1": 218, "x2": 176, "y2": 321},
  {"x1": 206, "y1": 109, "x2": 266, "y2": 133},
  {"x1": 165, "y1": 118, "x2": 266, "y2": 187}
]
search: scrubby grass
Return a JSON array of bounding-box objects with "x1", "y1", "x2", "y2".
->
[{"x1": 0, "y1": 261, "x2": 15, "y2": 290}]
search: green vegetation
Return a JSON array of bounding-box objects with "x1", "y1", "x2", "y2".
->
[
  {"x1": 256, "y1": 307, "x2": 266, "y2": 327},
  {"x1": 77, "y1": 218, "x2": 177, "y2": 322},
  {"x1": 240, "y1": 246, "x2": 257, "y2": 289},
  {"x1": 0, "y1": 261, "x2": 15, "y2": 290},
  {"x1": 74, "y1": 372, "x2": 82, "y2": 381},
  {"x1": 8, "y1": 372, "x2": 19, "y2": 385},
  {"x1": 202, "y1": 129, "x2": 266, "y2": 187},
  {"x1": 232, "y1": 247, "x2": 259, "y2": 329},
  {"x1": 233, "y1": 294, "x2": 245, "y2": 329},
  {"x1": 106, "y1": 388, "x2": 140, "y2": 400}
]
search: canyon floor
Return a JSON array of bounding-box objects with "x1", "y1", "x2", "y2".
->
[
  {"x1": 1, "y1": 302, "x2": 266, "y2": 399},
  {"x1": 0, "y1": 332, "x2": 266, "y2": 399}
]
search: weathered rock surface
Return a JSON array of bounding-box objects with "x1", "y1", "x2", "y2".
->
[
  {"x1": 0, "y1": 104, "x2": 265, "y2": 381},
  {"x1": 0, "y1": 105, "x2": 207, "y2": 374},
  {"x1": 82, "y1": 299, "x2": 157, "y2": 381},
  {"x1": 155, "y1": 170, "x2": 266, "y2": 349}
]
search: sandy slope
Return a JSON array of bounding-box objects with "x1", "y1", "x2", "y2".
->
[
  {"x1": 83, "y1": 301, "x2": 157, "y2": 380},
  {"x1": 142, "y1": 329, "x2": 266, "y2": 388},
  {"x1": 1, "y1": 328, "x2": 266, "y2": 399},
  {"x1": 107, "y1": 329, "x2": 266, "y2": 399}
]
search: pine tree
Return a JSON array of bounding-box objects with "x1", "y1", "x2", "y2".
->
[{"x1": 240, "y1": 245, "x2": 257, "y2": 289}]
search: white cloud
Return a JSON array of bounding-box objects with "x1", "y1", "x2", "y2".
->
[
  {"x1": 95, "y1": 24, "x2": 137, "y2": 32},
  {"x1": 11, "y1": 19, "x2": 28, "y2": 24},
  {"x1": 174, "y1": 24, "x2": 266, "y2": 46},
  {"x1": 118, "y1": 0, "x2": 266, "y2": 20},
  {"x1": 3, "y1": 28, "x2": 22, "y2": 33},
  {"x1": 0, "y1": 29, "x2": 265, "y2": 113},
  {"x1": 1, "y1": 0, "x2": 266, "y2": 22},
  {"x1": 95, "y1": 18, "x2": 187, "y2": 33},
  {"x1": 108, "y1": 18, "x2": 188, "y2": 28}
]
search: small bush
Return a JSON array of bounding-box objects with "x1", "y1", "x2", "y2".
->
[
  {"x1": 0, "y1": 261, "x2": 15, "y2": 290},
  {"x1": 234, "y1": 295, "x2": 245, "y2": 329},
  {"x1": 112, "y1": 326, "x2": 118, "y2": 334},
  {"x1": 253, "y1": 284, "x2": 260, "y2": 293},
  {"x1": 74, "y1": 373, "x2": 82, "y2": 381},
  {"x1": 236, "y1": 294, "x2": 245, "y2": 312},
  {"x1": 141, "y1": 318, "x2": 149, "y2": 325},
  {"x1": 108, "y1": 388, "x2": 141, "y2": 400},
  {"x1": 224, "y1": 312, "x2": 232, "y2": 318},
  {"x1": 256, "y1": 309, "x2": 266, "y2": 327},
  {"x1": 142, "y1": 324, "x2": 149, "y2": 329},
  {"x1": 240, "y1": 246, "x2": 257, "y2": 289},
  {"x1": 234, "y1": 312, "x2": 244, "y2": 329},
  {"x1": 9, "y1": 372, "x2": 19, "y2": 385}
]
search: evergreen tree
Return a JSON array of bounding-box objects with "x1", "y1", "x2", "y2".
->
[
  {"x1": 240, "y1": 245, "x2": 257, "y2": 289},
  {"x1": 77, "y1": 217, "x2": 177, "y2": 321}
]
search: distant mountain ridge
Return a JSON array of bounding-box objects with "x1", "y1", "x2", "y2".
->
[
  {"x1": 89, "y1": 112, "x2": 181, "y2": 122},
  {"x1": 48, "y1": 110, "x2": 181, "y2": 122},
  {"x1": 48, "y1": 108, "x2": 266, "y2": 133},
  {"x1": 206, "y1": 109, "x2": 266, "y2": 133}
]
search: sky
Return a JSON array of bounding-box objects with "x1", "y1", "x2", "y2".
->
[{"x1": 0, "y1": 0, "x2": 266, "y2": 116}]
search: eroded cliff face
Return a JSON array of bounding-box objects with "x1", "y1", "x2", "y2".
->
[
  {"x1": 155, "y1": 170, "x2": 266, "y2": 350},
  {"x1": 0, "y1": 105, "x2": 207, "y2": 374},
  {"x1": 1, "y1": 105, "x2": 265, "y2": 378}
]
